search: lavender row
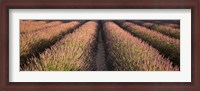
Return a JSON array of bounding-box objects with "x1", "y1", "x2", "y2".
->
[
  {"x1": 23, "y1": 21, "x2": 98, "y2": 71},
  {"x1": 103, "y1": 21, "x2": 179, "y2": 71},
  {"x1": 118, "y1": 21, "x2": 180, "y2": 66},
  {"x1": 145, "y1": 20, "x2": 180, "y2": 29},
  {"x1": 20, "y1": 21, "x2": 80, "y2": 65},
  {"x1": 20, "y1": 20, "x2": 62, "y2": 34},
  {"x1": 130, "y1": 20, "x2": 180, "y2": 39}
]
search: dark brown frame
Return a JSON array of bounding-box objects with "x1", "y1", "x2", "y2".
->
[{"x1": 0, "y1": 0, "x2": 199, "y2": 91}]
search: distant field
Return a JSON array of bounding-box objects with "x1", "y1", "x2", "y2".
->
[{"x1": 20, "y1": 20, "x2": 180, "y2": 71}]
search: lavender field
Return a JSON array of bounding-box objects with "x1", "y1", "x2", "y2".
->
[{"x1": 20, "y1": 20, "x2": 180, "y2": 71}]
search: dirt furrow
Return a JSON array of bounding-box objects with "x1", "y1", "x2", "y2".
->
[{"x1": 95, "y1": 23, "x2": 107, "y2": 71}]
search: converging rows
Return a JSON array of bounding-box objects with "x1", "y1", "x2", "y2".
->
[{"x1": 20, "y1": 20, "x2": 180, "y2": 71}]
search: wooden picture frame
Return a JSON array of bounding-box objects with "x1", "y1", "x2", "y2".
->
[{"x1": 0, "y1": 0, "x2": 199, "y2": 91}]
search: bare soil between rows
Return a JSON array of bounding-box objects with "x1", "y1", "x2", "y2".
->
[{"x1": 94, "y1": 26, "x2": 107, "y2": 71}]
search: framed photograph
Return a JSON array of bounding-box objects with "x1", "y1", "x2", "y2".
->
[{"x1": 1, "y1": 0, "x2": 199, "y2": 91}]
